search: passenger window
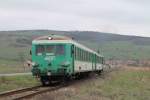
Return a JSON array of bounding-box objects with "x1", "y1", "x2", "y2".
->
[
  {"x1": 45, "y1": 45, "x2": 55, "y2": 55},
  {"x1": 78, "y1": 48, "x2": 80, "y2": 60},
  {"x1": 36, "y1": 45, "x2": 44, "y2": 56},
  {"x1": 75, "y1": 47, "x2": 77, "y2": 60},
  {"x1": 56, "y1": 45, "x2": 65, "y2": 55}
]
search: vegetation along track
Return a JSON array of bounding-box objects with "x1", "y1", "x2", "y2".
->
[
  {"x1": 0, "y1": 65, "x2": 114, "y2": 100},
  {"x1": 0, "y1": 85, "x2": 65, "y2": 100}
]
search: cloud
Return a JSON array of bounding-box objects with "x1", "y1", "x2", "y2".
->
[{"x1": 0, "y1": 0, "x2": 150, "y2": 37}]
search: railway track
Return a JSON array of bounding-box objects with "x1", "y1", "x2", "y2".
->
[
  {"x1": 0, "y1": 65, "x2": 115, "y2": 100},
  {"x1": 0, "y1": 84, "x2": 65, "y2": 100}
]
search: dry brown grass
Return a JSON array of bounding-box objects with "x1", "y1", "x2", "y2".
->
[{"x1": 30, "y1": 67, "x2": 150, "y2": 100}]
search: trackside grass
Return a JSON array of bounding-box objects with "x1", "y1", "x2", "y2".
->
[
  {"x1": 0, "y1": 59, "x2": 31, "y2": 74},
  {"x1": 0, "y1": 67, "x2": 150, "y2": 100},
  {"x1": 37, "y1": 67, "x2": 150, "y2": 100},
  {"x1": 80, "y1": 68, "x2": 150, "y2": 100},
  {"x1": 0, "y1": 75, "x2": 40, "y2": 93}
]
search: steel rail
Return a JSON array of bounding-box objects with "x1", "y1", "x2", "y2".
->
[
  {"x1": 13, "y1": 85, "x2": 64, "y2": 100},
  {"x1": 0, "y1": 85, "x2": 41, "y2": 97}
]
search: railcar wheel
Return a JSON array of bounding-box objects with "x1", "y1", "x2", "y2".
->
[
  {"x1": 40, "y1": 76, "x2": 52, "y2": 86},
  {"x1": 97, "y1": 69, "x2": 103, "y2": 75},
  {"x1": 61, "y1": 75, "x2": 72, "y2": 85}
]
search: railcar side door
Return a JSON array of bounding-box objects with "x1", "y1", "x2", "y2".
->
[{"x1": 71, "y1": 45, "x2": 75, "y2": 74}]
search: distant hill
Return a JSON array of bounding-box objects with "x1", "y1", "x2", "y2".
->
[
  {"x1": 1, "y1": 30, "x2": 150, "y2": 45},
  {"x1": 0, "y1": 30, "x2": 150, "y2": 62}
]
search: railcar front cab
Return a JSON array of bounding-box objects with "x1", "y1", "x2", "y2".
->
[{"x1": 31, "y1": 41, "x2": 73, "y2": 85}]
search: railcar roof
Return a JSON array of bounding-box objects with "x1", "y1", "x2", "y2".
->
[
  {"x1": 34, "y1": 35, "x2": 72, "y2": 40},
  {"x1": 32, "y1": 35, "x2": 103, "y2": 57}
]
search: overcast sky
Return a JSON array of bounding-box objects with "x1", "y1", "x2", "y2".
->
[{"x1": 0, "y1": 0, "x2": 150, "y2": 37}]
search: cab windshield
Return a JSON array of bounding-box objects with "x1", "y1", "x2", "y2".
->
[{"x1": 36, "y1": 45, "x2": 65, "y2": 56}]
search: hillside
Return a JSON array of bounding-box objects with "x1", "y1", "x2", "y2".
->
[{"x1": 0, "y1": 30, "x2": 150, "y2": 69}]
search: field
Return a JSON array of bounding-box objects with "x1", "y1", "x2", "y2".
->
[
  {"x1": 0, "y1": 66, "x2": 150, "y2": 100},
  {"x1": 33, "y1": 67, "x2": 150, "y2": 100},
  {"x1": 0, "y1": 75, "x2": 40, "y2": 93},
  {"x1": 81, "y1": 40, "x2": 150, "y2": 60},
  {"x1": 0, "y1": 59, "x2": 31, "y2": 74},
  {"x1": 0, "y1": 33, "x2": 31, "y2": 73},
  {"x1": 0, "y1": 30, "x2": 150, "y2": 100},
  {"x1": 1, "y1": 30, "x2": 150, "y2": 73}
]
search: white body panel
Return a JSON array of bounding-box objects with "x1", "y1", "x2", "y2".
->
[
  {"x1": 74, "y1": 60, "x2": 103, "y2": 72},
  {"x1": 74, "y1": 60, "x2": 93, "y2": 72},
  {"x1": 96, "y1": 63, "x2": 103, "y2": 70}
]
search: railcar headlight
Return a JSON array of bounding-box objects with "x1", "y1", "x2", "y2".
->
[
  {"x1": 32, "y1": 62, "x2": 36, "y2": 66},
  {"x1": 61, "y1": 61, "x2": 70, "y2": 67},
  {"x1": 47, "y1": 71, "x2": 51, "y2": 76},
  {"x1": 48, "y1": 36, "x2": 53, "y2": 40}
]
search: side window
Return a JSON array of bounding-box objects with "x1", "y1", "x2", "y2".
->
[
  {"x1": 84, "y1": 51, "x2": 85, "y2": 61},
  {"x1": 85, "y1": 51, "x2": 86, "y2": 61},
  {"x1": 99, "y1": 57, "x2": 100, "y2": 63},
  {"x1": 74, "y1": 47, "x2": 76, "y2": 59},
  {"x1": 82, "y1": 50, "x2": 84, "y2": 61},
  {"x1": 99, "y1": 57, "x2": 101, "y2": 63},
  {"x1": 89, "y1": 53, "x2": 91, "y2": 61},
  {"x1": 84, "y1": 51, "x2": 86, "y2": 61},
  {"x1": 96, "y1": 56, "x2": 98, "y2": 63},
  {"x1": 82, "y1": 50, "x2": 83, "y2": 61},
  {"x1": 36, "y1": 45, "x2": 44, "y2": 56},
  {"x1": 88, "y1": 53, "x2": 90, "y2": 62},
  {"x1": 77, "y1": 48, "x2": 79, "y2": 60},
  {"x1": 87, "y1": 52, "x2": 89, "y2": 61},
  {"x1": 102, "y1": 57, "x2": 104, "y2": 64},
  {"x1": 76, "y1": 47, "x2": 78, "y2": 60},
  {"x1": 79, "y1": 49, "x2": 81, "y2": 60}
]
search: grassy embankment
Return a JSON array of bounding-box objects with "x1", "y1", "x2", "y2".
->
[
  {"x1": 0, "y1": 33, "x2": 31, "y2": 74},
  {"x1": 0, "y1": 75, "x2": 40, "y2": 93},
  {"x1": 44, "y1": 67, "x2": 150, "y2": 100},
  {"x1": 0, "y1": 59, "x2": 31, "y2": 74},
  {"x1": 76, "y1": 68, "x2": 150, "y2": 100},
  {"x1": 0, "y1": 67, "x2": 150, "y2": 100}
]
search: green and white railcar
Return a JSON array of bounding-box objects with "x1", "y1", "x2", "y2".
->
[{"x1": 31, "y1": 35, "x2": 104, "y2": 85}]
